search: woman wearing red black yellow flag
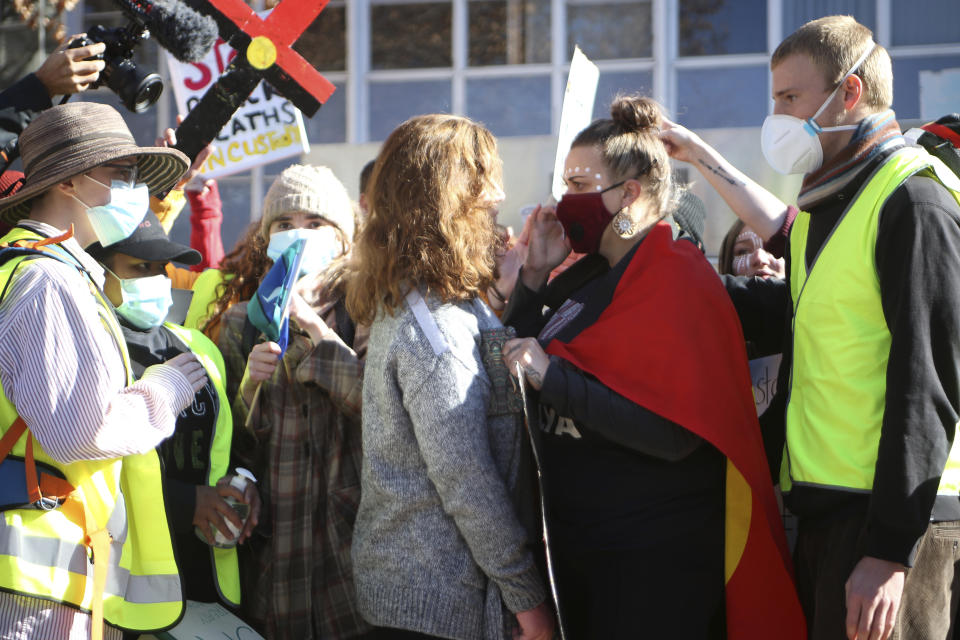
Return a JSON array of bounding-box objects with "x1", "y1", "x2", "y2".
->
[{"x1": 501, "y1": 94, "x2": 805, "y2": 638}]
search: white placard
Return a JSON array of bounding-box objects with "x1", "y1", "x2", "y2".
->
[
  {"x1": 552, "y1": 46, "x2": 600, "y2": 202},
  {"x1": 164, "y1": 10, "x2": 310, "y2": 180},
  {"x1": 141, "y1": 600, "x2": 265, "y2": 640},
  {"x1": 920, "y1": 68, "x2": 960, "y2": 121}
]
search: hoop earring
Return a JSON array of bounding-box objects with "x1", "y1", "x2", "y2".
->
[{"x1": 612, "y1": 209, "x2": 638, "y2": 238}]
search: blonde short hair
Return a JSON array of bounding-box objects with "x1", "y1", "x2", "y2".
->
[{"x1": 772, "y1": 15, "x2": 892, "y2": 111}]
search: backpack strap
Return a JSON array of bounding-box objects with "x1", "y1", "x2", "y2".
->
[
  {"x1": 0, "y1": 417, "x2": 76, "y2": 507},
  {"x1": 924, "y1": 122, "x2": 960, "y2": 149}
]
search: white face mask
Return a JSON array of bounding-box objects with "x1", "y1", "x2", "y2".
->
[
  {"x1": 761, "y1": 42, "x2": 876, "y2": 175},
  {"x1": 71, "y1": 175, "x2": 150, "y2": 247},
  {"x1": 266, "y1": 227, "x2": 343, "y2": 275},
  {"x1": 112, "y1": 273, "x2": 173, "y2": 329}
]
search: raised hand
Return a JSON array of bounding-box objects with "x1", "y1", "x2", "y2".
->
[{"x1": 522, "y1": 204, "x2": 569, "y2": 291}]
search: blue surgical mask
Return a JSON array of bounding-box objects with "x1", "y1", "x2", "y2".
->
[
  {"x1": 112, "y1": 273, "x2": 174, "y2": 329},
  {"x1": 72, "y1": 175, "x2": 150, "y2": 247},
  {"x1": 267, "y1": 227, "x2": 343, "y2": 276}
]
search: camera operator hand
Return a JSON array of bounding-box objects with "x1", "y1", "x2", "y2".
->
[{"x1": 34, "y1": 36, "x2": 106, "y2": 97}]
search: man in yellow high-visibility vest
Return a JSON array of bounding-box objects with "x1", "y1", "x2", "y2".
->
[{"x1": 660, "y1": 15, "x2": 960, "y2": 640}]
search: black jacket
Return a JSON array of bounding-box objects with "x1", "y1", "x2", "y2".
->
[
  {"x1": 0, "y1": 73, "x2": 52, "y2": 164},
  {"x1": 730, "y1": 146, "x2": 960, "y2": 566}
]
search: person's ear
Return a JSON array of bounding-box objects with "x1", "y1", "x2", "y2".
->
[
  {"x1": 842, "y1": 74, "x2": 864, "y2": 111},
  {"x1": 621, "y1": 178, "x2": 643, "y2": 209},
  {"x1": 55, "y1": 175, "x2": 81, "y2": 198}
]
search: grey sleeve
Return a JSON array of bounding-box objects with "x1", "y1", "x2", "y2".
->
[
  {"x1": 400, "y1": 347, "x2": 546, "y2": 613},
  {"x1": 538, "y1": 356, "x2": 703, "y2": 461}
]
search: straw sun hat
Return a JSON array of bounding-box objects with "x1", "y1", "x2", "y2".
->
[{"x1": 0, "y1": 102, "x2": 189, "y2": 226}]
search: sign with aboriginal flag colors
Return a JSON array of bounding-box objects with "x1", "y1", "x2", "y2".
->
[{"x1": 164, "y1": 9, "x2": 309, "y2": 180}]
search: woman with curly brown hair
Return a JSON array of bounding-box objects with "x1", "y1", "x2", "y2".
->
[
  {"x1": 183, "y1": 220, "x2": 272, "y2": 343},
  {"x1": 345, "y1": 114, "x2": 553, "y2": 640}
]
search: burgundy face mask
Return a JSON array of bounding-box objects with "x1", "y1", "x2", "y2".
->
[{"x1": 555, "y1": 180, "x2": 625, "y2": 254}]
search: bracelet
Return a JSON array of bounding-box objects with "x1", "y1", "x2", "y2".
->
[{"x1": 488, "y1": 283, "x2": 508, "y2": 304}]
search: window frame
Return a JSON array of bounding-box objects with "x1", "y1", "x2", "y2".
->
[{"x1": 41, "y1": 0, "x2": 959, "y2": 222}]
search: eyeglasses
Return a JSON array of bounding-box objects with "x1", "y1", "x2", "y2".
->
[{"x1": 100, "y1": 162, "x2": 139, "y2": 186}]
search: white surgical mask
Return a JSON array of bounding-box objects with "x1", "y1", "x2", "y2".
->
[
  {"x1": 72, "y1": 175, "x2": 150, "y2": 246},
  {"x1": 113, "y1": 273, "x2": 173, "y2": 329},
  {"x1": 267, "y1": 227, "x2": 343, "y2": 276},
  {"x1": 761, "y1": 42, "x2": 876, "y2": 175}
]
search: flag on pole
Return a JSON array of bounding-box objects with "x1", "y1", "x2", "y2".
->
[{"x1": 247, "y1": 238, "x2": 306, "y2": 355}]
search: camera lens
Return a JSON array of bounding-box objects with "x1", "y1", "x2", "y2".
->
[
  {"x1": 105, "y1": 58, "x2": 164, "y2": 113},
  {"x1": 129, "y1": 73, "x2": 164, "y2": 113}
]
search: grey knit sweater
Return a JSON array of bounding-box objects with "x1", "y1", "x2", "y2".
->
[{"x1": 352, "y1": 291, "x2": 546, "y2": 640}]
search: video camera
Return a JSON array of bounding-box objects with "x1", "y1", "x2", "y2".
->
[
  {"x1": 69, "y1": 25, "x2": 161, "y2": 113},
  {"x1": 68, "y1": 0, "x2": 217, "y2": 113}
]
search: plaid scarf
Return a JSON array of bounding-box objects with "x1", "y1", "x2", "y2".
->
[{"x1": 797, "y1": 110, "x2": 904, "y2": 209}]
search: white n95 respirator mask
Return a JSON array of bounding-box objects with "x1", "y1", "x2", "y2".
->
[{"x1": 761, "y1": 41, "x2": 876, "y2": 175}]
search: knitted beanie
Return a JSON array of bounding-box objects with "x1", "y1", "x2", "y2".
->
[{"x1": 261, "y1": 164, "x2": 355, "y2": 240}]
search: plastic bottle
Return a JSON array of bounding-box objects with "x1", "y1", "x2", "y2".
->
[{"x1": 196, "y1": 467, "x2": 257, "y2": 549}]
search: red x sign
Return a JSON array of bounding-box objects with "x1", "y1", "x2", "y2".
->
[
  {"x1": 171, "y1": 0, "x2": 338, "y2": 164},
  {"x1": 202, "y1": 0, "x2": 335, "y2": 108}
]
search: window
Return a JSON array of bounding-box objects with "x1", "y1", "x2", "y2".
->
[
  {"x1": 468, "y1": 0, "x2": 551, "y2": 66},
  {"x1": 304, "y1": 81, "x2": 348, "y2": 144},
  {"x1": 369, "y1": 80, "x2": 452, "y2": 140},
  {"x1": 782, "y1": 0, "x2": 876, "y2": 37},
  {"x1": 294, "y1": 4, "x2": 347, "y2": 71},
  {"x1": 371, "y1": 3, "x2": 453, "y2": 69},
  {"x1": 593, "y1": 71, "x2": 654, "y2": 120},
  {"x1": 677, "y1": 66, "x2": 768, "y2": 128},
  {"x1": 679, "y1": 0, "x2": 766, "y2": 56},
  {"x1": 891, "y1": 0, "x2": 960, "y2": 47},
  {"x1": 467, "y1": 76, "x2": 551, "y2": 136},
  {"x1": 567, "y1": 1, "x2": 653, "y2": 60}
]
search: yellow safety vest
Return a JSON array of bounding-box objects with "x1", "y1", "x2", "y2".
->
[
  {"x1": 0, "y1": 228, "x2": 184, "y2": 633},
  {"x1": 183, "y1": 268, "x2": 227, "y2": 332},
  {"x1": 783, "y1": 146, "x2": 960, "y2": 496},
  {"x1": 162, "y1": 322, "x2": 241, "y2": 607}
]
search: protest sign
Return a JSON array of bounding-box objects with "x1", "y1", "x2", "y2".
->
[
  {"x1": 748, "y1": 353, "x2": 781, "y2": 417},
  {"x1": 142, "y1": 600, "x2": 265, "y2": 640},
  {"x1": 165, "y1": 11, "x2": 310, "y2": 180},
  {"x1": 551, "y1": 46, "x2": 599, "y2": 202}
]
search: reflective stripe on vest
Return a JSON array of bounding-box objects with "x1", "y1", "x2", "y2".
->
[
  {"x1": 0, "y1": 230, "x2": 183, "y2": 631},
  {"x1": 163, "y1": 322, "x2": 241, "y2": 607},
  {"x1": 783, "y1": 146, "x2": 960, "y2": 496}
]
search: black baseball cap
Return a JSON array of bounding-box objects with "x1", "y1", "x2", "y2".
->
[{"x1": 87, "y1": 210, "x2": 202, "y2": 266}]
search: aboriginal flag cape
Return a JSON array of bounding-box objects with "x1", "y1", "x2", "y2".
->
[{"x1": 545, "y1": 222, "x2": 806, "y2": 639}]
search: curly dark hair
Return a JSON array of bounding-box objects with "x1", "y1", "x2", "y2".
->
[{"x1": 201, "y1": 221, "x2": 273, "y2": 336}]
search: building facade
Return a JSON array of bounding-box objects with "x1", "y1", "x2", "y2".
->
[{"x1": 1, "y1": 0, "x2": 958, "y2": 256}]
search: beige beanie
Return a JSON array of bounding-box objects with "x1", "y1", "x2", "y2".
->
[{"x1": 261, "y1": 164, "x2": 355, "y2": 240}]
